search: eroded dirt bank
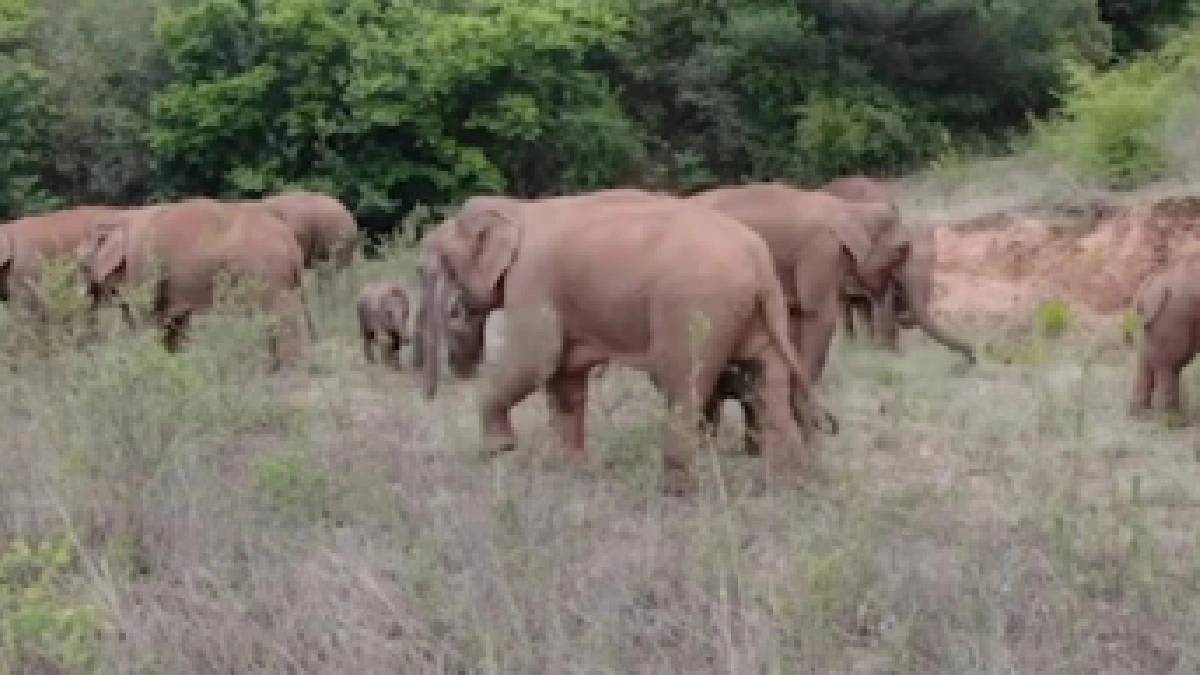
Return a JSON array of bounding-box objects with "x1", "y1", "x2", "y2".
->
[{"x1": 931, "y1": 195, "x2": 1200, "y2": 323}]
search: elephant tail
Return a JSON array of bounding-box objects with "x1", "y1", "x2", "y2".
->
[
  {"x1": 1135, "y1": 275, "x2": 1170, "y2": 328},
  {"x1": 751, "y1": 242, "x2": 837, "y2": 434}
]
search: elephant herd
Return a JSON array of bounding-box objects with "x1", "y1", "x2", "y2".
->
[
  {"x1": 0, "y1": 192, "x2": 357, "y2": 367},
  {"x1": 2, "y1": 178, "x2": 1194, "y2": 494},
  {"x1": 409, "y1": 179, "x2": 978, "y2": 494}
]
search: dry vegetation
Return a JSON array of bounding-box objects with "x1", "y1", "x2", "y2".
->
[{"x1": 2, "y1": 239, "x2": 1200, "y2": 673}]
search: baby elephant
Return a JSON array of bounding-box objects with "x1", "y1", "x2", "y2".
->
[
  {"x1": 358, "y1": 281, "x2": 411, "y2": 368},
  {"x1": 1132, "y1": 254, "x2": 1200, "y2": 415}
]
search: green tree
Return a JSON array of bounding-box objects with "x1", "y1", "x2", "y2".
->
[
  {"x1": 1100, "y1": 0, "x2": 1196, "y2": 56},
  {"x1": 151, "y1": 0, "x2": 640, "y2": 235},
  {"x1": 29, "y1": 0, "x2": 169, "y2": 205},
  {"x1": 0, "y1": 0, "x2": 57, "y2": 217}
]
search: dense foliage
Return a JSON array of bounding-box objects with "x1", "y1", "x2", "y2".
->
[
  {"x1": 0, "y1": 0, "x2": 1194, "y2": 233},
  {"x1": 1035, "y1": 22, "x2": 1200, "y2": 186}
]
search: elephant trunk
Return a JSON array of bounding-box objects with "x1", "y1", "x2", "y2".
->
[
  {"x1": 421, "y1": 265, "x2": 448, "y2": 399},
  {"x1": 913, "y1": 304, "x2": 975, "y2": 365},
  {"x1": 412, "y1": 276, "x2": 426, "y2": 369}
]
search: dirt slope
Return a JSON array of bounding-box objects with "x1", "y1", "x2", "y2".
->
[{"x1": 931, "y1": 195, "x2": 1200, "y2": 321}]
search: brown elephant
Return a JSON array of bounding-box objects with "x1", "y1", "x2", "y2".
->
[
  {"x1": 688, "y1": 183, "x2": 898, "y2": 384},
  {"x1": 1131, "y1": 254, "x2": 1200, "y2": 414},
  {"x1": 820, "y1": 176, "x2": 975, "y2": 364},
  {"x1": 411, "y1": 220, "x2": 490, "y2": 397},
  {"x1": 0, "y1": 206, "x2": 127, "y2": 312},
  {"x1": 687, "y1": 183, "x2": 905, "y2": 451},
  {"x1": 357, "y1": 280, "x2": 410, "y2": 368},
  {"x1": 78, "y1": 199, "x2": 307, "y2": 368},
  {"x1": 423, "y1": 193, "x2": 825, "y2": 494},
  {"x1": 256, "y1": 191, "x2": 359, "y2": 272},
  {"x1": 821, "y1": 174, "x2": 898, "y2": 205},
  {"x1": 414, "y1": 188, "x2": 671, "y2": 398}
]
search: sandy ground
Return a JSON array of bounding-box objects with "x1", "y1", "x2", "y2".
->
[{"x1": 931, "y1": 195, "x2": 1200, "y2": 325}]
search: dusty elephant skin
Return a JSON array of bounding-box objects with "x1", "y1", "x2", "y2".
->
[
  {"x1": 77, "y1": 198, "x2": 308, "y2": 369},
  {"x1": 414, "y1": 188, "x2": 670, "y2": 399},
  {"x1": 255, "y1": 191, "x2": 359, "y2": 272},
  {"x1": 424, "y1": 193, "x2": 823, "y2": 495},
  {"x1": 412, "y1": 220, "x2": 491, "y2": 397},
  {"x1": 820, "y1": 175, "x2": 975, "y2": 365},
  {"x1": 688, "y1": 183, "x2": 898, "y2": 445},
  {"x1": 357, "y1": 280, "x2": 411, "y2": 368},
  {"x1": 0, "y1": 206, "x2": 128, "y2": 313},
  {"x1": 1131, "y1": 253, "x2": 1200, "y2": 415}
]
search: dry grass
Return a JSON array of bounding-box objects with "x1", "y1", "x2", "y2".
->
[{"x1": 2, "y1": 249, "x2": 1199, "y2": 673}]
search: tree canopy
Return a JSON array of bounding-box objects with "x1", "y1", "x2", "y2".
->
[{"x1": 0, "y1": 0, "x2": 1194, "y2": 235}]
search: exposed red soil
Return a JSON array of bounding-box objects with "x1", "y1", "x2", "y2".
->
[{"x1": 931, "y1": 195, "x2": 1200, "y2": 322}]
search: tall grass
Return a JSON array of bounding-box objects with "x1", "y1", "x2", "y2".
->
[{"x1": 0, "y1": 244, "x2": 1198, "y2": 672}]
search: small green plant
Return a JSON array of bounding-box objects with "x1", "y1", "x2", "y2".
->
[
  {"x1": 1036, "y1": 299, "x2": 1071, "y2": 339},
  {"x1": 0, "y1": 533, "x2": 106, "y2": 672},
  {"x1": 253, "y1": 450, "x2": 337, "y2": 524},
  {"x1": 1120, "y1": 310, "x2": 1141, "y2": 345}
]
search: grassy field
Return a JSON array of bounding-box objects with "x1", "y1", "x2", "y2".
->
[{"x1": 1, "y1": 246, "x2": 1198, "y2": 673}]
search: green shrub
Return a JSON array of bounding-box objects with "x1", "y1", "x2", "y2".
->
[
  {"x1": 0, "y1": 533, "x2": 106, "y2": 672},
  {"x1": 253, "y1": 450, "x2": 337, "y2": 525},
  {"x1": 1036, "y1": 299, "x2": 1071, "y2": 339},
  {"x1": 1034, "y1": 24, "x2": 1200, "y2": 187}
]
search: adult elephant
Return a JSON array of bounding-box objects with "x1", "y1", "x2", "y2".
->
[
  {"x1": 414, "y1": 188, "x2": 670, "y2": 399},
  {"x1": 688, "y1": 183, "x2": 899, "y2": 385},
  {"x1": 1131, "y1": 254, "x2": 1200, "y2": 415},
  {"x1": 422, "y1": 193, "x2": 826, "y2": 494},
  {"x1": 78, "y1": 199, "x2": 308, "y2": 369},
  {"x1": 0, "y1": 206, "x2": 127, "y2": 312},
  {"x1": 256, "y1": 191, "x2": 359, "y2": 273},
  {"x1": 412, "y1": 217, "x2": 493, "y2": 398},
  {"x1": 820, "y1": 176, "x2": 975, "y2": 364}
]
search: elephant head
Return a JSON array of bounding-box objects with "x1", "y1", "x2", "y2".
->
[
  {"x1": 857, "y1": 233, "x2": 911, "y2": 297},
  {"x1": 77, "y1": 222, "x2": 128, "y2": 305},
  {"x1": 445, "y1": 292, "x2": 486, "y2": 378},
  {"x1": 418, "y1": 198, "x2": 523, "y2": 398}
]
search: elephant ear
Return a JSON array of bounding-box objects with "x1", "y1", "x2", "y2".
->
[
  {"x1": 859, "y1": 236, "x2": 911, "y2": 296},
  {"x1": 453, "y1": 205, "x2": 521, "y2": 306},
  {"x1": 86, "y1": 223, "x2": 128, "y2": 287},
  {"x1": 834, "y1": 223, "x2": 872, "y2": 270}
]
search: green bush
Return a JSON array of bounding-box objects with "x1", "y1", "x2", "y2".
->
[
  {"x1": 1034, "y1": 24, "x2": 1200, "y2": 187},
  {"x1": 253, "y1": 450, "x2": 337, "y2": 525},
  {"x1": 0, "y1": 533, "x2": 106, "y2": 672},
  {"x1": 1036, "y1": 299, "x2": 1071, "y2": 339}
]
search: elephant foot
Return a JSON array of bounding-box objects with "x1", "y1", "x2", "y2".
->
[{"x1": 744, "y1": 435, "x2": 762, "y2": 457}]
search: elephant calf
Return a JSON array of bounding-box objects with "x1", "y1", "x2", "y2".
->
[
  {"x1": 357, "y1": 281, "x2": 410, "y2": 368},
  {"x1": 1132, "y1": 254, "x2": 1200, "y2": 415}
]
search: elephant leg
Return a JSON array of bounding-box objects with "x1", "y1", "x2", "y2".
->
[
  {"x1": 841, "y1": 297, "x2": 857, "y2": 339},
  {"x1": 267, "y1": 290, "x2": 305, "y2": 371},
  {"x1": 411, "y1": 302, "x2": 427, "y2": 369},
  {"x1": 704, "y1": 365, "x2": 760, "y2": 455},
  {"x1": 741, "y1": 388, "x2": 761, "y2": 457},
  {"x1": 480, "y1": 309, "x2": 562, "y2": 455},
  {"x1": 386, "y1": 331, "x2": 403, "y2": 369},
  {"x1": 546, "y1": 366, "x2": 590, "y2": 457},
  {"x1": 701, "y1": 389, "x2": 723, "y2": 438},
  {"x1": 650, "y1": 302, "x2": 739, "y2": 496},
  {"x1": 163, "y1": 314, "x2": 189, "y2": 353},
  {"x1": 872, "y1": 286, "x2": 900, "y2": 352},
  {"x1": 1153, "y1": 365, "x2": 1184, "y2": 414},
  {"x1": 362, "y1": 329, "x2": 376, "y2": 363},
  {"x1": 748, "y1": 348, "x2": 812, "y2": 485},
  {"x1": 1131, "y1": 353, "x2": 1154, "y2": 412},
  {"x1": 795, "y1": 311, "x2": 834, "y2": 385}
]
